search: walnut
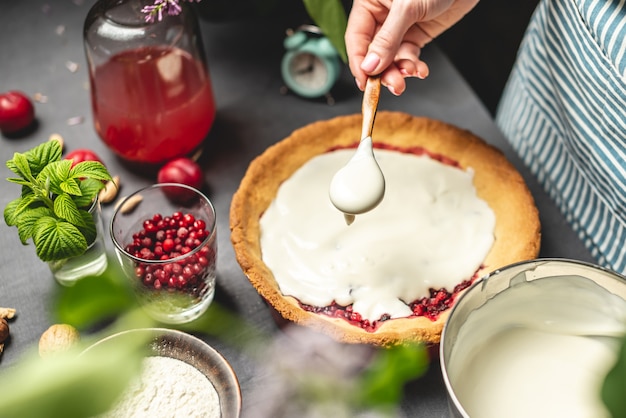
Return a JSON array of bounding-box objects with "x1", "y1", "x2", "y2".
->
[
  {"x1": 38, "y1": 324, "x2": 80, "y2": 358},
  {"x1": 0, "y1": 308, "x2": 15, "y2": 356},
  {"x1": 0, "y1": 318, "x2": 9, "y2": 354},
  {"x1": 0, "y1": 307, "x2": 16, "y2": 319}
]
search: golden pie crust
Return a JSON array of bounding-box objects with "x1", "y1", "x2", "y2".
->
[{"x1": 230, "y1": 111, "x2": 541, "y2": 347}]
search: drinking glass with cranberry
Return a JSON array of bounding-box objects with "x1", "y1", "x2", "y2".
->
[
  {"x1": 83, "y1": 0, "x2": 216, "y2": 164},
  {"x1": 110, "y1": 184, "x2": 217, "y2": 323}
]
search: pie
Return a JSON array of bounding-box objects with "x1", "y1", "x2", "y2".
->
[{"x1": 230, "y1": 111, "x2": 541, "y2": 346}]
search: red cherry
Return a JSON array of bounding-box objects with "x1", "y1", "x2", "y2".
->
[
  {"x1": 64, "y1": 149, "x2": 103, "y2": 167},
  {"x1": 157, "y1": 157, "x2": 203, "y2": 201},
  {"x1": 0, "y1": 91, "x2": 35, "y2": 134}
]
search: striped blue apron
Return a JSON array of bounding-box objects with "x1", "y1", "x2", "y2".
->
[{"x1": 496, "y1": 0, "x2": 626, "y2": 273}]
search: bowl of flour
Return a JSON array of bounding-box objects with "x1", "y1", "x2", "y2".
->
[{"x1": 84, "y1": 328, "x2": 241, "y2": 418}]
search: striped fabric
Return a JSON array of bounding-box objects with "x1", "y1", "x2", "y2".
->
[{"x1": 496, "y1": 0, "x2": 626, "y2": 273}]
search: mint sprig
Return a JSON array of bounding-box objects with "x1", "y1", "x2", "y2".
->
[{"x1": 4, "y1": 140, "x2": 112, "y2": 262}]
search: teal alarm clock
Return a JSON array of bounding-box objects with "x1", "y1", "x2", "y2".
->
[{"x1": 281, "y1": 25, "x2": 342, "y2": 103}]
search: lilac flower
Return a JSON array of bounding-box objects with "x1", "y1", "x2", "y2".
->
[{"x1": 141, "y1": 0, "x2": 201, "y2": 23}]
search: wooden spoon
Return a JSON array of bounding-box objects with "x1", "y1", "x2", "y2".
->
[{"x1": 329, "y1": 76, "x2": 385, "y2": 225}]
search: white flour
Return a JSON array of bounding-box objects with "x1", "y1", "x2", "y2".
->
[{"x1": 102, "y1": 356, "x2": 221, "y2": 418}]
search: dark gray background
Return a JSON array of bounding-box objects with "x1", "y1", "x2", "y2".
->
[{"x1": 0, "y1": 1, "x2": 590, "y2": 416}]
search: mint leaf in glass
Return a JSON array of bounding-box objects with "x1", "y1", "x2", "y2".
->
[{"x1": 4, "y1": 140, "x2": 112, "y2": 262}]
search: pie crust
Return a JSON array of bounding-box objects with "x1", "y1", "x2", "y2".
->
[{"x1": 230, "y1": 111, "x2": 541, "y2": 346}]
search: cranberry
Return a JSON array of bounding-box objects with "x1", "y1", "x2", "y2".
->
[
  {"x1": 157, "y1": 157, "x2": 204, "y2": 202},
  {"x1": 162, "y1": 238, "x2": 175, "y2": 252},
  {"x1": 0, "y1": 91, "x2": 35, "y2": 134},
  {"x1": 301, "y1": 278, "x2": 476, "y2": 332},
  {"x1": 124, "y1": 211, "x2": 214, "y2": 300}
]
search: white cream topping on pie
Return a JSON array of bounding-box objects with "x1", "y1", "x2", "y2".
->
[{"x1": 259, "y1": 148, "x2": 496, "y2": 322}]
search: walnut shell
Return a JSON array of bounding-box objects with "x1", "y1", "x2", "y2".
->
[
  {"x1": 38, "y1": 324, "x2": 80, "y2": 358},
  {"x1": 0, "y1": 318, "x2": 9, "y2": 343}
]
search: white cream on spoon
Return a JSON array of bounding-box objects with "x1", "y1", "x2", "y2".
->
[
  {"x1": 329, "y1": 136, "x2": 384, "y2": 224},
  {"x1": 330, "y1": 76, "x2": 384, "y2": 225}
]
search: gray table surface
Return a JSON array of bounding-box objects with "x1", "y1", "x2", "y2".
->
[{"x1": 0, "y1": 1, "x2": 595, "y2": 417}]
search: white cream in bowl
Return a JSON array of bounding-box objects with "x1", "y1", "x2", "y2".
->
[{"x1": 441, "y1": 259, "x2": 626, "y2": 418}]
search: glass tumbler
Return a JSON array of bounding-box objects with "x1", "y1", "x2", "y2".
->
[
  {"x1": 110, "y1": 184, "x2": 217, "y2": 323},
  {"x1": 48, "y1": 196, "x2": 108, "y2": 286},
  {"x1": 83, "y1": 0, "x2": 216, "y2": 164}
]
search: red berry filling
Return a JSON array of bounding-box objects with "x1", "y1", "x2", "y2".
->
[
  {"x1": 301, "y1": 277, "x2": 476, "y2": 332},
  {"x1": 124, "y1": 211, "x2": 215, "y2": 300}
]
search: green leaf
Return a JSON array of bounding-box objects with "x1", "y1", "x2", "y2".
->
[
  {"x1": 53, "y1": 193, "x2": 86, "y2": 227},
  {"x1": 4, "y1": 198, "x2": 21, "y2": 227},
  {"x1": 6, "y1": 140, "x2": 62, "y2": 180},
  {"x1": 32, "y1": 217, "x2": 87, "y2": 261},
  {"x1": 59, "y1": 178, "x2": 82, "y2": 196},
  {"x1": 8, "y1": 152, "x2": 33, "y2": 180},
  {"x1": 13, "y1": 192, "x2": 42, "y2": 219},
  {"x1": 54, "y1": 268, "x2": 135, "y2": 328},
  {"x1": 303, "y1": 0, "x2": 348, "y2": 62},
  {"x1": 15, "y1": 207, "x2": 55, "y2": 244},
  {"x1": 357, "y1": 343, "x2": 428, "y2": 408},
  {"x1": 25, "y1": 139, "x2": 63, "y2": 176},
  {"x1": 39, "y1": 160, "x2": 73, "y2": 196},
  {"x1": 602, "y1": 334, "x2": 626, "y2": 417},
  {"x1": 5, "y1": 177, "x2": 33, "y2": 187},
  {"x1": 74, "y1": 178, "x2": 104, "y2": 208},
  {"x1": 0, "y1": 329, "x2": 146, "y2": 418},
  {"x1": 75, "y1": 209, "x2": 97, "y2": 246},
  {"x1": 70, "y1": 161, "x2": 112, "y2": 183}
]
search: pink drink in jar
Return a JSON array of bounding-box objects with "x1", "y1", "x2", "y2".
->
[{"x1": 91, "y1": 46, "x2": 215, "y2": 164}]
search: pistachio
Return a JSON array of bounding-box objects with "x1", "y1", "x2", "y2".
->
[
  {"x1": 117, "y1": 194, "x2": 143, "y2": 214},
  {"x1": 99, "y1": 175, "x2": 120, "y2": 204},
  {"x1": 38, "y1": 324, "x2": 80, "y2": 358}
]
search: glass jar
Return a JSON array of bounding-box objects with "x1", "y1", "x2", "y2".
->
[{"x1": 83, "y1": 0, "x2": 216, "y2": 164}]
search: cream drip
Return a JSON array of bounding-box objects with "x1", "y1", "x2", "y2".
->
[
  {"x1": 447, "y1": 275, "x2": 626, "y2": 418},
  {"x1": 259, "y1": 148, "x2": 495, "y2": 322}
]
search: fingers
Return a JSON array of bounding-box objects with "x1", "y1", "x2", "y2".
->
[
  {"x1": 346, "y1": 0, "x2": 479, "y2": 95},
  {"x1": 380, "y1": 59, "x2": 429, "y2": 96},
  {"x1": 357, "y1": 0, "x2": 436, "y2": 94},
  {"x1": 361, "y1": 0, "x2": 421, "y2": 75},
  {"x1": 372, "y1": 23, "x2": 431, "y2": 95}
]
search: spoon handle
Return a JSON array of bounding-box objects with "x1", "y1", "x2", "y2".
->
[{"x1": 361, "y1": 76, "x2": 382, "y2": 140}]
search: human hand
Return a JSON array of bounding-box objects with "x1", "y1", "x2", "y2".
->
[{"x1": 345, "y1": 0, "x2": 479, "y2": 95}]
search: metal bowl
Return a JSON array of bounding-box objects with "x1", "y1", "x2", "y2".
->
[
  {"x1": 85, "y1": 328, "x2": 241, "y2": 417},
  {"x1": 440, "y1": 258, "x2": 626, "y2": 418}
]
